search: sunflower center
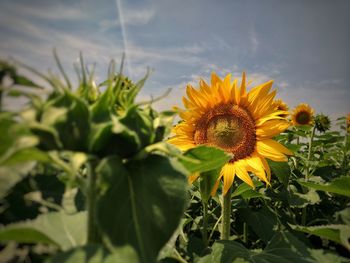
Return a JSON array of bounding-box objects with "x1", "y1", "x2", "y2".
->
[
  {"x1": 194, "y1": 104, "x2": 256, "y2": 161},
  {"x1": 296, "y1": 111, "x2": 311, "y2": 125},
  {"x1": 206, "y1": 115, "x2": 244, "y2": 150}
]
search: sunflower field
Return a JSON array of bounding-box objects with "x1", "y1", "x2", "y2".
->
[{"x1": 0, "y1": 55, "x2": 349, "y2": 263}]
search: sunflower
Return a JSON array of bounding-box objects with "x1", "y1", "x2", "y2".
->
[
  {"x1": 347, "y1": 113, "x2": 350, "y2": 132},
  {"x1": 169, "y1": 72, "x2": 293, "y2": 195},
  {"x1": 291, "y1": 103, "x2": 314, "y2": 126}
]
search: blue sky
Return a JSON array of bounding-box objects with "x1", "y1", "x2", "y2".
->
[{"x1": 1, "y1": 0, "x2": 349, "y2": 119}]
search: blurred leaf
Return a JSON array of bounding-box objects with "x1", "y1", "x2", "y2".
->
[
  {"x1": 0, "y1": 212, "x2": 86, "y2": 251},
  {"x1": 88, "y1": 122, "x2": 113, "y2": 154},
  {"x1": 290, "y1": 224, "x2": 350, "y2": 250},
  {"x1": 96, "y1": 155, "x2": 188, "y2": 263},
  {"x1": 180, "y1": 146, "x2": 231, "y2": 174},
  {"x1": 46, "y1": 245, "x2": 139, "y2": 263},
  {"x1": 268, "y1": 160, "x2": 291, "y2": 185},
  {"x1": 112, "y1": 106, "x2": 154, "y2": 151},
  {"x1": 12, "y1": 75, "x2": 42, "y2": 88},
  {"x1": 0, "y1": 162, "x2": 36, "y2": 199},
  {"x1": 298, "y1": 176, "x2": 350, "y2": 197},
  {"x1": 41, "y1": 92, "x2": 90, "y2": 151}
]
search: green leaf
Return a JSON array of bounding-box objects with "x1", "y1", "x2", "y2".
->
[
  {"x1": 180, "y1": 145, "x2": 231, "y2": 174},
  {"x1": 96, "y1": 155, "x2": 188, "y2": 263},
  {"x1": 287, "y1": 188, "x2": 320, "y2": 208},
  {"x1": 0, "y1": 211, "x2": 86, "y2": 251},
  {"x1": 268, "y1": 160, "x2": 291, "y2": 185},
  {"x1": 231, "y1": 181, "x2": 263, "y2": 198},
  {"x1": 198, "y1": 231, "x2": 345, "y2": 263},
  {"x1": 238, "y1": 206, "x2": 277, "y2": 243},
  {"x1": 46, "y1": 245, "x2": 139, "y2": 263},
  {"x1": 290, "y1": 224, "x2": 350, "y2": 250},
  {"x1": 298, "y1": 176, "x2": 350, "y2": 197}
]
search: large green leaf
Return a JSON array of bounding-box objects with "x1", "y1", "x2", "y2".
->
[
  {"x1": 46, "y1": 245, "x2": 139, "y2": 263},
  {"x1": 290, "y1": 224, "x2": 350, "y2": 250},
  {"x1": 0, "y1": 211, "x2": 86, "y2": 251},
  {"x1": 198, "y1": 231, "x2": 345, "y2": 263},
  {"x1": 180, "y1": 145, "x2": 231, "y2": 174},
  {"x1": 298, "y1": 176, "x2": 350, "y2": 197},
  {"x1": 96, "y1": 155, "x2": 188, "y2": 263}
]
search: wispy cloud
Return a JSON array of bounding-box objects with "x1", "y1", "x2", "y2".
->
[
  {"x1": 99, "y1": 8, "x2": 155, "y2": 31},
  {"x1": 0, "y1": 1, "x2": 89, "y2": 21}
]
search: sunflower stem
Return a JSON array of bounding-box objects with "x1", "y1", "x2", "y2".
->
[
  {"x1": 243, "y1": 222, "x2": 248, "y2": 243},
  {"x1": 305, "y1": 125, "x2": 316, "y2": 180},
  {"x1": 87, "y1": 161, "x2": 99, "y2": 244},
  {"x1": 302, "y1": 125, "x2": 316, "y2": 225},
  {"x1": 221, "y1": 187, "x2": 232, "y2": 240},
  {"x1": 202, "y1": 200, "x2": 208, "y2": 247}
]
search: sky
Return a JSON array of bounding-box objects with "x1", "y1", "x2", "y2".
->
[{"x1": 1, "y1": 0, "x2": 349, "y2": 120}]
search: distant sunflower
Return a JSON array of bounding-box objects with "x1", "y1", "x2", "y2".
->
[
  {"x1": 347, "y1": 113, "x2": 350, "y2": 132},
  {"x1": 291, "y1": 103, "x2": 314, "y2": 126},
  {"x1": 169, "y1": 72, "x2": 292, "y2": 195}
]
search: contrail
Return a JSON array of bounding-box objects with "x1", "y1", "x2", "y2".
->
[{"x1": 115, "y1": 0, "x2": 132, "y2": 76}]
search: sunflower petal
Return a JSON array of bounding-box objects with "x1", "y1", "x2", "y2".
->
[
  {"x1": 245, "y1": 155, "x2": 269, "y2": 184},
  {"x1": 235, "y1": 161, "x2": 255, "y2": 188},
  {"x1": 256, "y1": 119, "x2": 291, "y2": 139},
  {"x1": 221, "y1": 163, "x2": 236, "y2": 195},
  {"x1": 257, "y1": 139, "x2": 293, "y2": 162}
]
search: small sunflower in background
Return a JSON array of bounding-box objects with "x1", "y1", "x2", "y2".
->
[
  {"x1": 169, "y1": 72, "x2": 293, "y2": 195},
  {"x1": 291, "y1": 103, "x2": 314, "y2": 126},
  {"x1": 346, "y1": 113, "x2": 350, "y2": 132},
  {"x1": 315, "y1": 114, "x2": 331, "y2": 133}
]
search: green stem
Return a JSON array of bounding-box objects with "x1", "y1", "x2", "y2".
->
[
  {"x1": 302, "y1": 125, "x2": 316, "y2": 225},
  {"x1": 87, "y1": 162, "x2": 98, "y2": 244},
  {"x1": 202, "y1": 200, "x2": 208, "y2": 247},
  {"x1": 243, "y1": 222, "x2": 248, "y2": 244},
  {"x1": 342, "y1": 130, "x2": 348, "y2": 174},
  {"x1": 305, "y1": 126, "x2": 316, "y2": 180},
  {"x1": 220, "y1": 187, "x2": 232, "y2": 240}
]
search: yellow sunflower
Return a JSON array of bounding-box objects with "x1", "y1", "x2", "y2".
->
[
  {"x1": 291, "y1": 103, "x2": 314, "y2": 126},
  {"x1": 347, "y1": 113, "x2": 350, "y2": 132},
  {"x1": 169, "y1": 72, "x2": 293, "y2": 195}
]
